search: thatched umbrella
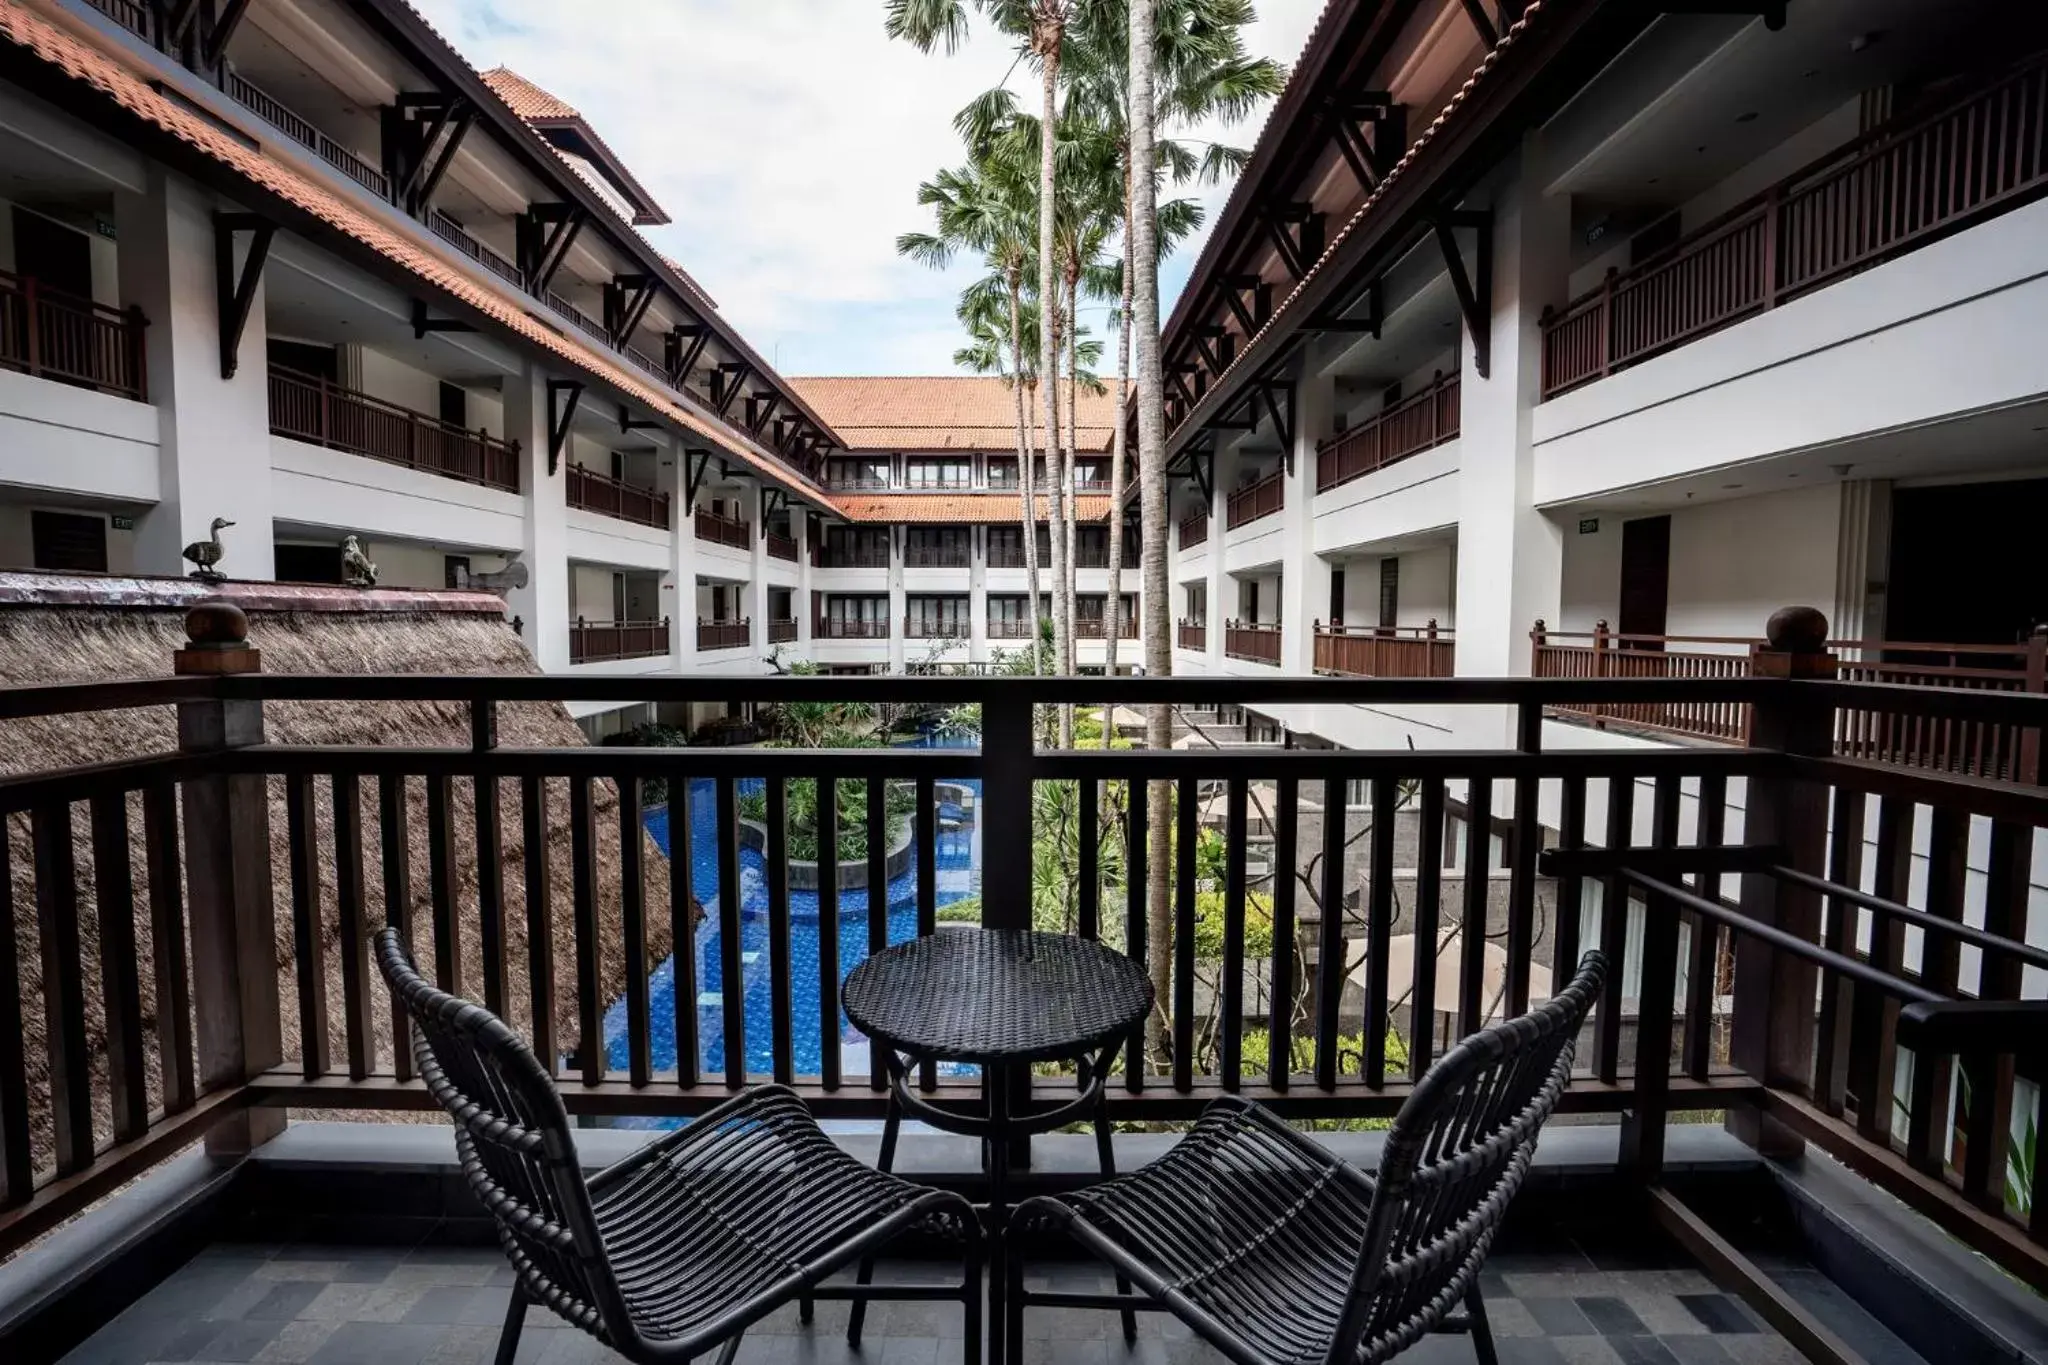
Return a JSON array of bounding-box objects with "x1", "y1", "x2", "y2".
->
[{"x1": 0, "y1": 578, "x2": 675, "y2": 1176}]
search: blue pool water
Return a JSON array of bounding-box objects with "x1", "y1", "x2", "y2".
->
[{"x1": 602, "y1": 735, "x2": 979, "y2": 1089}]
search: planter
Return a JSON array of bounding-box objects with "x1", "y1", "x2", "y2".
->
[{"x1": 737, "y1": 812, "x2": 916, "y2": 891}]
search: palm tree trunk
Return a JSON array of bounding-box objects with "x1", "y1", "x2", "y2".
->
[
  {"x1": 1065, "y1": 270, "x2": 1081, "y2": 694},
  {"x1": 1129, "y1": 0, "x2": 1173, "y2": 1067},
  {"x1": 1102, "y1": 203, "x2": 1132, "y2": 735},
  {"x1": 1008, "y1": 277, "x2": 1043, "y2": 676},
  {"x1": 1036, "y1": 11, "x2": 1069, "y2": 716}
]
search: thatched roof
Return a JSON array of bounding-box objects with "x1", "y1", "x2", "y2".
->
[{"x1": 0, "y1": 581, "x2": 673, "y2": 1177}]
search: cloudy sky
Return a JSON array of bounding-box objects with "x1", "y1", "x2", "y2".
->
[{"x1": 409, "y1": 0, "x2": 1326, "y2": 376}]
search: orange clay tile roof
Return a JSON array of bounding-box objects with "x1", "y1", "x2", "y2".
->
[
  {"x1": 0, "y1": 0, "x2": 821, "y2": 503},
  {"x1": 834, "y1": 494, "x2": 1115, "y2": 525},
  {"x1": 479, "y1": 65, "x2": 669, "y2": 227},
  {"x1": 480, "y1": 66, "x2": 578, "y2": 120},
  {"x1": 790, "y1": 376, "x2": 1116, "y2": 453}
]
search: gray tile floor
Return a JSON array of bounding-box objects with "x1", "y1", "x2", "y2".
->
[{"x1": 58, "y1": 1240, "x2": 1821, "y2": 1365}]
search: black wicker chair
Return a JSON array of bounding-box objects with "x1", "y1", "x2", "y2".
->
[
  {"x1": 374, "y1": 928, "x2": 982, "y2": 1365},
  {"x1": 1005, "y1": 951, "x2": 1608, "y2": 1365}
]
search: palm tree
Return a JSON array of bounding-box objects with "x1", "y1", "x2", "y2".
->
[
  {"x1": 897, "y1": 155, "x2": 1052, "y2": 672},
  {"x1": 890, "y1": 0, "x2": 1085, "y2": 709}
]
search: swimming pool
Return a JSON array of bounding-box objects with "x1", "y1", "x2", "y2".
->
[{"x1": 602, "y1": 736, "x2": 979, "y2": 1085}]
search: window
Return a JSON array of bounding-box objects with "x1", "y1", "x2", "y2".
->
[
  {"x1": 439, "y1": 382, "x2": 467, "y2": 429},
  {"x1": 1240, "y1": 580, "x2": 1259, "y2": 623},
  {"x1": 268, "y1": 338, "x2": 339, "y2": 382},
  {"x1": 906, "y1": 594, "x2": 970, "y2": 636},
  {"x1": 988, "y1": 595, "x2": 1033, "y2": 629},
  {"x1": 905, "y1": 457, "x2": 970, "y2": 489},
  {"x1": 30, "y1": 510, "x2": 107, "y2": 572},
  {"x1": 987, "y1": 526, "x2": 1027, "y2": 567},
  {"x1": 823, "y1": 595, "x2": 889, "y2": 634},
  {"x1": 1329, "y1": 569, "x2": 1345, "y2": 625},
  {"x1": 444, "y1": 555, "x2": 470, "y2": 589},
  {"x1": 1184, "y1": 584, "x2": 1206, "y2": 620},
  {"x1": 827, "y1": 457, "x2": 890, "y2": 489},
  {"x1": 822, "y1": 525, "x2": 890, "y2": 567},
  {"x1": 905, "y1": 527, "x2": 969, "y2": 566},
  {"x1": 1378, "y1": 558, "x2": 1399, "y2": 630},
  {"x1": 1074, "y1": 527, "x2": 1109, "y2": 567}
]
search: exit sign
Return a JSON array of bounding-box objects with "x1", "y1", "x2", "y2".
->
[
  {"x1": 1578, "y1": 518, "x2": 1600, "y2": 535},
  {"x1": 111, "y1": 515, "x2": 135, "y2": 531}
]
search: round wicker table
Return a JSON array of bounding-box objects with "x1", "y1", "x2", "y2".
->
[{"x1": 842, "y1": 928, "x2": 1152, "y2": 1365}]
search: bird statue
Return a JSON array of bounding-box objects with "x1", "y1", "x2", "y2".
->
[
  {"x1": 182, "y1": 517, "x2": 233, "y2": 583},
  {"x1": 340, "y1": 535, "x2": 378, "y2": 588}
]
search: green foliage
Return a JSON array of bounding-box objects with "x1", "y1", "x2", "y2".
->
[
  {"x1": 735, "y1": 762, "x2": 916, "y2": 864},
  {"x1": 599, "y1": 722, "x2": 688, "y2": 805},
  {"x1": 2010, "y1": 1103, "x2": 2037, "y2": 1217},
  {"x1": 1192, "y1": 887, "x2": 1272, "y2": 960},
  {"x1": 1236, "y1": 1027, "x2": 1410, "y2": 1132},
  {"x1": 937, "y1": 896, "x2": 983, "y2": 924}
]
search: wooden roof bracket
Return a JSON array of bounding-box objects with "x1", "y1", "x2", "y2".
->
[
  {"x1": 1435, "y1": 210, "x2": 1493, "y2": 380},
  {"x1": 213, "y1": 211, "x2": 273, "y2": 380},
  {"x1": 683, "y1": 448, "x2": 712, "y2": 512},
  {"x1": 545, "y1": 378, "x2": 582, "y2": 476}
]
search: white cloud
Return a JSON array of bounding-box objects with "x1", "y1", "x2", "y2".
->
[{"x1": 412, "y1": 0, "x2": 1324, "y2": 374}]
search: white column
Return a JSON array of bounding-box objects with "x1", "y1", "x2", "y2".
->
[
  {"x1": 501, "y1": 364, "x2": 571, "y2": 670},
  {"x1": 1205, "y1": 441, "x2": 1233, "y2": 670},
  {"x1": 1453, "y1": 139, "x2": 1571, "y2": 710},
  {"x1": 797, "y1": 510, "x2": 816, "y2": 653},
  {"x1": 887, "y1": 525, "x2": 907, "y2": 674},
  {"x1": 746, "y1": 483, "x2": 770, "y2": 666},
  {"x1": 1280, "y1": 368, "x2": 1334, "y2": 674},
  {"x1": 968, "y1": 524, "x2": 989, "y2": 665},
  {"x1": 119, "y1": 170, "x2": 275, "y2": 580},
  {"x1": 659, "y1": 434, "x2": 693, "y2": 672}
]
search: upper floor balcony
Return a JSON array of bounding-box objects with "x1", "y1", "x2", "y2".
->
[
  {"x1": 268, "y1": 366, "x2": 521, "y2": 494},
  {"x1": 1223, "y1": 620, "x2": 1281, "y2": 665},
  {"x1": 1178, "y1": 508, "x2": 1208, "y2": 551},
  {"x1": 766, "y1": 530, "x2": 800, "y2": 562},
  {"x1": 697, "y1": 617, "x2": 752, "y2": 651},
  {"x1": 1316, "y1": 375, "x2": 1460, "y2": 494},
  {"x1": 1314, "y1": 622, "x2": 1454, "y2": 678},
  {"x1": 568, "y1": 616, "x2": 670, "y2": 664},
  {"x1": 694, "y1": 506, "x2": 752, "y2": 551},
  {"x1": 1225, "y1": 472, "x2": 1283, "y2": 531},
  {"x1": 566, "y1": 464, "x2": 670, "y2": 529},
  {"x1": 0, "y1": 269, "x2": 148, "y2": 402},
  {"x1": 8, "y1": 615, "x2": 2043, "y2": 1365},
  {"x1": 1540, "y1": 57, "x2": 2048, "y2": 401},
  {"x1": 223, "y1": 68, "x2": 389, "y2": 200}
]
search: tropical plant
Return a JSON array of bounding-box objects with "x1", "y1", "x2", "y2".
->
[{"x1": 735, "y1": 764, "x2": 918, "y2": 864}]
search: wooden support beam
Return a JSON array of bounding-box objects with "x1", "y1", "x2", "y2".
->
[
  {"x1": 664, "y1": 325, "x2": 709, "y2": 389},
  {"x1": 713, "y1": 363, "x2": 752, "y2": 419},
  {"x1": 1435, "y1": 211, "x2": 1492, "y2": 379},
  {"x1": 200, "y1": 0, "x2": 253, "y2": 68},
  {"x1": 603, "y1": 274, "x2": 659, "y2": 349},
  {"x1": 213, "y1": 212, "x2": 272, "y2": 381},
  {"x1": 618, "y1": 405, "x2": 661, "y2": 435},
  {"x1": 545, "y1": 380, "x2": 582, "y2": 476},
  {"x1": 1457, "y1": 0, "x2": 1498, "y2": 48},
  {"x1": 1255, "y1": 380, "x2": 1295, "y2": 458},
  {"x1": 409, "y1": 299, "x2": 474, "y2": 340},
  {"x1": 516, "y1": 204, "x2": 582, "y2": 297},
  {"x1": 683, "y1": 449, "x2": 711, "y2": 512}
]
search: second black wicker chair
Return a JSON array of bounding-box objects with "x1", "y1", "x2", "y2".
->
[
  {"x1": 374, "y1": 928, "x2": 982, "y2": 1365},
  {"x1": 1005, "y1": 951, "x2": 1608, "y2": 1365}
]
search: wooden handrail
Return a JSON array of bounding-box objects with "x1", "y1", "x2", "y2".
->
[
  {"x1": 694, "y1": 507, "x2": 752, "y2": 550},
  {"x1": 268, "y1": 366, "x2": 520, "y2": 493},
  {"x1": 568, "y1": 617, "x2": 670, "y2": 664},
  {"x1": 0, "y1": 269, "x2": 148, "y2": 401},
  {"x1": 1314, "y1": 621, "x2": 1455, "y2": 678},
  {"x1": 1541, "y1": 56, "x2": 2048, "y2": 398},
  {"x1": 1225, "y1": 471, "x2": 1284, "y2": 530},
  {"x1": 565, "y1": 462, "x2": 670, "y2": 529},
  {"x1": 1316, "y1": 373, "x2": 1460, "y2": 493}
]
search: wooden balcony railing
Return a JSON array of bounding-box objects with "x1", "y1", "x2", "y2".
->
[
  {"x1": 818, "y1": 546, "x2": 892, "y2": 569},
  {"x1": 0, "y1": 270, "x2": 147, "y2": 400},
  {"x1": 7, "y1": 621, "x2": 2048, "y2": 1294},
  {"x1": 766, "y1": 532, "x2": 800, "y2": 562},
  {"x1": 1074, "y1": 616, "x2": 1138, "y2": 639},
  {"x1": 1532, "y1": 621, "x2": 2048, "y2": 781},
  {"x1": 1316, "y1": 374, "x2": 1460, "y2": 493},
  {"x1": 1177, "y1": 620, "x2": 1206, "y2": 650},
  {"x1": 987, "y1": 543, "x2": 1032, "y2": 569},
  {"x1": 269, "y1": 366, "x2": 521, "y2": 493},
  {"x1": 569, "y1": 617, "x2": 670, "y2": 664},
  {"x1": 224, "y1": 70, "x2": 390, "y2": 199},
  {"x1": 1314, "y1": 622, "x2": 1455, "y2": 677},
  {"x1": 826, "y1": 476, "x2": 891, "y2": 492},
  {"x1": 1541, "y1": 57, "x2": 2048, "y2": 399},
  {"x1": 565, "y1": 464, "x2": 670, "y2": 528},
  {"x1": 905, "y1": 544, "x2": 971, "y2": 568},
  {"x1": 768, "y1": 618, "x2": 798, "y2": 644},
  {"x1": 429, "y1": 211, "x2": 525, "y2": 290},
  {"x1": 694, "y1": 507, "x2": 751, "y2": 550},
  {"x1": 1225, "y1": 471, "x2": 1283, "y2": 530},
  {"x1": 987, "y1": 617, "x2": 1036, "y2": 640},
  {"x1": 697, "y1": 617, "x2": 751, "y2": 651},
  {"x1": 904, "y1": 617, "x2": 969, "y2": 639},
  {"x1": 1224, "y1": 620, "x2": 1282, "y2": 664},
  {"x1": 816, "y1": 617, "x2": 890, "y2": 639},
  {"x1": 1179, "y1": 509, "x2": 1209, "y2": 549}
]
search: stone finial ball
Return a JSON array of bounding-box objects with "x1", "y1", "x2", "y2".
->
[
  {"x1": 186, "y1": 599, "x2": 250, "y2": 647},
  {"x1": 1765, "y1": 605, "x2": 1829, "y2": 653}
]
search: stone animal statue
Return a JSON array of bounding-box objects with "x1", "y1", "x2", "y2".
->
[
  {"x1": 456, "y1": 556, "x2": 531, "y2": 596},
  {"x1": 182, "y1": 517, "x2": 233, "y2": 583},
  {"x1": 340, "y1": 535, "x2": 378, "y2": 588}
]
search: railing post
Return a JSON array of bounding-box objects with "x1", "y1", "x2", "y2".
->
[
  {"x1": 1728, "y1": 606, "x2": 1836, "y2": 1157},
  {"x1": 1591, "y1": 618, "x2": 1610, "y2": 726},
  {"x1": 1762, "y1": 186, "x2": 1780, "y2": 309},
  {"x1": 21, "y1": 275, "x2": 39, "y2": 378},
  {"x1": 2022, "y1": 625, "x2": 2047, "y2": 785},
  {"x1": 980, "y1": 685, "x2": 1034, "y2": 935},
  {"x1": 174, "y1": 600, "x2": 285, "y2": 1155},
  {"x1": 1598, "y1": 267, "x2": 1616, "y2": 379}
]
